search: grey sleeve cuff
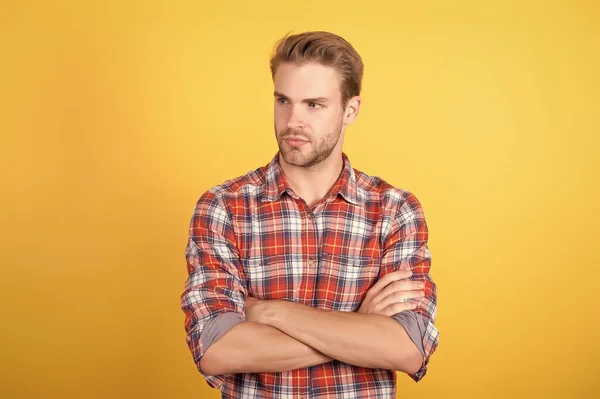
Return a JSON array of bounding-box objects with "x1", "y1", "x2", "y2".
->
[
  {"x1": 391, "y1": 310, "x2": 426, "y2": 357},
  {"x1": 200, "y1": 312, "x2": 246, "y2": 359}
]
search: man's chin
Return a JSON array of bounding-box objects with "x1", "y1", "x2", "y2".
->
[{"x1": 280, "y1": 150, "x2": 311, "y2": 167}]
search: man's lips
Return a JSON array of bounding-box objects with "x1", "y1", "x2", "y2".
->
[{"x1": 284, "y1": 137, "x2": 309, "y2": 147}]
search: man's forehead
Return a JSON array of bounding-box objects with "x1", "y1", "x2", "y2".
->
[{"x1": 274, "y1": 63, "x2": 341, "y2": 99}]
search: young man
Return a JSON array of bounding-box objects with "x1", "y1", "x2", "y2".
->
[{"x1": 181, "y1": 31, "x2": 439, "y2": 398}]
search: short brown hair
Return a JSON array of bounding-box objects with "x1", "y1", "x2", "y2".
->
[{"x1": 269, "y1": 31, "x2": 364, "y2": 106}]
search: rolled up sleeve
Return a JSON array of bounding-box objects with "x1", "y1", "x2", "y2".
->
[
  {"x1": 380, "y1": 191, "x2": 439, "y2": 382},
  {"x1": 180, "y1": 191, "x2": 247, "y2": 388}
]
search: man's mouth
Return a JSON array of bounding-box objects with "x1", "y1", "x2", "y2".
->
[{"x1": 284, "y1": 136, "x2": 309, "y2": 147}]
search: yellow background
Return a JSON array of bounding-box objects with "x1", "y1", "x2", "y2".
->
[{"x1": 1, "y1": 0, "x2": 598, "y2": 398}]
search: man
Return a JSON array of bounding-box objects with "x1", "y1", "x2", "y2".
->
[{"x1": 181, "y1": 31, "x2": 439, "y2": 398}]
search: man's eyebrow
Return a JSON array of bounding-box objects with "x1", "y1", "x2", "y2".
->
[
  {"x1": 273, "y1": 91, "x2": 330, "y2": 103},
  {"x1": 303, "y1": 97, "x2": 330, "y2": 103}
]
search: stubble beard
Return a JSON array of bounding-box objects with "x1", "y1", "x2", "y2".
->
[{"x1": 276, "y1": 118, "x2": 343, "y2": 168}]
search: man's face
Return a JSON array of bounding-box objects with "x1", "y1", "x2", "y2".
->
[{"x1": 273, "y1": 62, "x2": 346, "y2": 168}]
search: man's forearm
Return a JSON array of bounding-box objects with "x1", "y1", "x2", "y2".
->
[
  {"x1": 199, "y1": 320, "x2": 332, "y2": 376},
  {"x1": 260, "y1": 301, "x2": 423, "y2": 374}
]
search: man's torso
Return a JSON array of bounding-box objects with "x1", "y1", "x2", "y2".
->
[{"x1": 213, "y1": 155, "x2": 408, "y2": 398}]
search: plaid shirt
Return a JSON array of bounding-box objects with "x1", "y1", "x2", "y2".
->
[{"x1": 181, "y1": 153, "x2": 439, "y2": 398}]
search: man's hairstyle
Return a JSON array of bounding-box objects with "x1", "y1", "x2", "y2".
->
[{"x1": 269, "y1": 31, "x2": 364, "y2": 106}]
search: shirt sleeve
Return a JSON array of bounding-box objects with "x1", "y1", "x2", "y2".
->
[
  {"x1": 180, "y1": 190, "x2": 247, "y2": 389},
  {"x1": 380, "y1": 191, "x2": 439, "y2": 382}
]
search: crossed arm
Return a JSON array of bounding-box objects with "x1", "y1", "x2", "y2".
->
[
  {"x1": 200, "y1": 272, "x2": 424, "y2": 376},
  {"x1": 181, "y1": 191, "x2": 438, "y2": 384}
]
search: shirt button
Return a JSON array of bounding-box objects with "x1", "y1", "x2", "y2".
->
[
  {"x1": 307, "y1": 212, "x2": 313, "y2": 219},
  {"x1": 308, "y1": 259, "x2": 316, "y2": 267}
]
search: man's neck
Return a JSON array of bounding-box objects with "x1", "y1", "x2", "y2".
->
[{"x1": 279, "y1": 152, "x2": 344, "y2": 208}]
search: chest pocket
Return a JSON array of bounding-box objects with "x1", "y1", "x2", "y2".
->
[
  {"x1": 315, "y1": 253, "x2": 381, "y2": 312},
  {"x1": 242, "y1": 254, "x2": 302, "y2": 301}
]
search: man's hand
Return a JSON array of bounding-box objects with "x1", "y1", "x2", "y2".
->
[{"x1": 358, "y1": 269, "x2": 425, "y2": 316}]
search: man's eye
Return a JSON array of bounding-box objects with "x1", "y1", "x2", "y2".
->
[
  {"x1": 277, "y1": 98, "x2": 287, "y2": 104},
  {"x1": 308, "y1": 102, "x2": 320, "y2": 108}
]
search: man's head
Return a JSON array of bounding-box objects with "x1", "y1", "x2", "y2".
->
[{"x1": 270, "y1": 31, "x2": 363, "y2": 168}]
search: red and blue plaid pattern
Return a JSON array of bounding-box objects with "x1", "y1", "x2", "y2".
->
[{"x1": 181, "y1": 153, "x2": 439, "y2": 398}]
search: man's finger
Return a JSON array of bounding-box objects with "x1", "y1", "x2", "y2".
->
[
  {"x1": 367, "y1": 269, "x2": 412, "y2": 297},
  {"x1": 380, "y1": 301, "x2": 417, "y2": 316},
  {"x1": 373, "y1": 279, "x2": 424, "y2": 303},
  {"x1": 375, "y1": 289, "x2": 425, "y2": 311}
]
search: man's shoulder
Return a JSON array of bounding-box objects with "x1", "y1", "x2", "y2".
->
[
  {"x1": 354, "y1": 168, "x2": 414, "y2": 206},
  {"x1": 196, "y1": 163, "x2": 269, "y2": 206}
]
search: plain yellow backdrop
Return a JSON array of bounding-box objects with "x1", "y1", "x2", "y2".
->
[{"x1": 1, "y1": 0, "x2": 598, "y2": 398}]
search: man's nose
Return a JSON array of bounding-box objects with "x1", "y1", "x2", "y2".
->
[{"x1": 286, "y1": 106, "x2": 305, "y2": 130}]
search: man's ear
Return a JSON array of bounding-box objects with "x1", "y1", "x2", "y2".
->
[{"x1": 343, "y1": 96, "x2": 361, "y2": 125}]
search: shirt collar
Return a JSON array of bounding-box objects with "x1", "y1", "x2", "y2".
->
[{"x1": 262, "y1": 152, "x2": 359, "y2": 205}]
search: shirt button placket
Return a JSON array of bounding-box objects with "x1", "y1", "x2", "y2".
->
[{"x1": 309, "y1": 209, "x2": 319, "y2": 308}]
